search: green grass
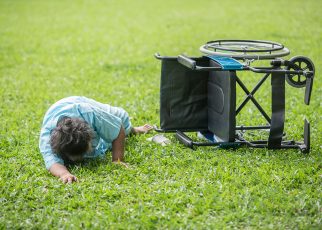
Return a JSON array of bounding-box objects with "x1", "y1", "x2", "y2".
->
[{"x1": 0, "y1": 0, "x2": 321, "y2": 228}]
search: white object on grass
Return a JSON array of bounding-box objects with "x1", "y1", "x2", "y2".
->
[{"x1": 147, "y1": 134, "x2": 171, "y2": 146}]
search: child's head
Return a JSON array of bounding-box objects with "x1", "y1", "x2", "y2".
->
[{"x1": 50, "y1": 117, "x2": 94, "y2": 163}]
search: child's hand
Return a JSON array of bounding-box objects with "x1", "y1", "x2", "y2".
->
[
  {"x1": 132, "y1": 124, "x2": 154, "y2": 135},
  {"x1": 60, "y1": 172, "x2": 78, "y2": 184},
  {"x1": 112, "y1": 161, "x2": 129, "y2": 168}
]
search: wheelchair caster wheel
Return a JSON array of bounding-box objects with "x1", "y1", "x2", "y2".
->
[{"x1": 286, "y1": 56, "x2": 315, "y2": 88}]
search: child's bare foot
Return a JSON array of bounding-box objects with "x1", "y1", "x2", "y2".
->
[{"x1": 132, "y1": 124, "x2": 154, "y2": 135}]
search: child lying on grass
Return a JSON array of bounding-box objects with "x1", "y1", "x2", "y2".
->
[{"x1": 39, "y1": 96, "x2": 152, "y2": 183}]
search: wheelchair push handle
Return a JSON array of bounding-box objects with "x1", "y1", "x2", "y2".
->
[
  {"x1": 178, "y1": 55, "x2": 196, "y2": 70},
  {"x1": 175, "y1": 131, "x2": 194, "y2": 148}
]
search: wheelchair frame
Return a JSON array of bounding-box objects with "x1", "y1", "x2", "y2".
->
[{"x1": 154, "y1": 40, "x2": 315, "y2": 153}]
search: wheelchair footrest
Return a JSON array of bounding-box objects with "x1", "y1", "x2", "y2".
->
[{"x1": 207, "y1": 55, "x2": 244, "y2": 70}]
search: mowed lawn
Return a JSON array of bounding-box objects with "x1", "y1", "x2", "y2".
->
[{"x1": 0, "y1": 0, "x2": 321, "y2": 228}]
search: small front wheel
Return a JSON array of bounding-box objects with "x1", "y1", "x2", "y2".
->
[{"x1": 285, "y1": 56, "x2": 315, "y2": 88}]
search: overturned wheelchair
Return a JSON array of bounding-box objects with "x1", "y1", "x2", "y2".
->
[{"x1": 155, "y1": 40, "x2": 315, "y2": 153}]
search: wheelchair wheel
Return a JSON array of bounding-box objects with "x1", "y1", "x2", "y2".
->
[
  {"x1": 286, "y1": 56, "x2": 315, "y2": 88},
  {"x1": 200, "y1": 40, "x2": 290, "y2": 60}
]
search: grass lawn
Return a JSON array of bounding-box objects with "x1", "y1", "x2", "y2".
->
[{"x1": 0, "y1": 0, "x2": 321, "y2": 228}]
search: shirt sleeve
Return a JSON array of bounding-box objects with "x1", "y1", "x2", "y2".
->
[
  {"x1": 39, "y1": 128, "x2": 64, "y2": 170},
  {"x1": 79, "y1": 104, "x2": 123, "y2": 143}
]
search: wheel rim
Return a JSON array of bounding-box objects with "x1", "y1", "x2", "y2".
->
[{"x1": 200, "y1": 40, "x2": 290, "y2": 60}]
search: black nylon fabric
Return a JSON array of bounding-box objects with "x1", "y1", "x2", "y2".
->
[
  {"x1": 159, "y1": 57, "x2": 209, "y2": 130},
  {"x1": 208, "y1": 60, "x2": 236, "y2": 142},
  {"x1": 268, "y1": 71, "x2": 285, "y2": 148}
]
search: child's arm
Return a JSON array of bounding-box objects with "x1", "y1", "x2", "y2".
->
[
  {"x1": 112, "y1": 126, "x2": 126, "y2": 162},
  {"x1": 49, "y1": 163, "x2": 78, "y2": 183}
]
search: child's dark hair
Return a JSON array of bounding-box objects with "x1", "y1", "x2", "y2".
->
[{"x1": 50, "y1": 117, "x2": 94, "y2": 160}]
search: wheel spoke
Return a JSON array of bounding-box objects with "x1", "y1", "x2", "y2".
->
[{"x1": 298, "y1": 61, "x2": 302, "y2": 69}]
